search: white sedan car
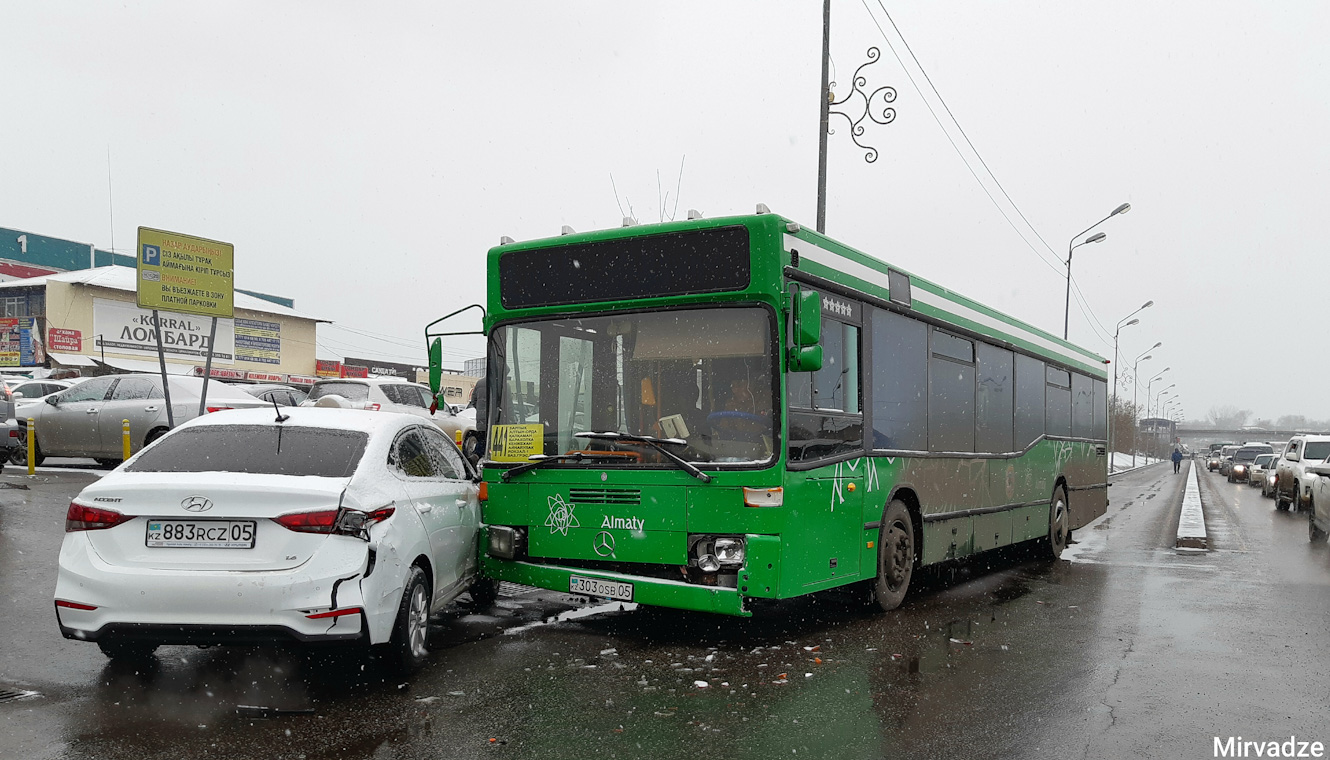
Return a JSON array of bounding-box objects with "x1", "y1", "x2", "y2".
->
[{"x1": 54, "y1": 407, "x2": 495, "y2": 672}]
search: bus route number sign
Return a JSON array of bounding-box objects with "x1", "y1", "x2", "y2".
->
[{"x1": 490, "y1": 424, "x2": 544, "y2": 462}]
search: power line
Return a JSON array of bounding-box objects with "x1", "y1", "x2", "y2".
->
[{"x1": 859, "y1": 1, "x2": 1118, "y2": 338}]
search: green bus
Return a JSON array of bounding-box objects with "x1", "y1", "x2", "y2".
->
[{"x1": 427, "y1": 211, "x2": 1109, "y2": 617}]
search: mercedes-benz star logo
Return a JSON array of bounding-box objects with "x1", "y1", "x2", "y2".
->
[
  {"x1": 593, "y1": 531, "x2": 616, "y2": 557},
  {"x1": 180, "y1": 496, "x2": 214, "y2": 513},
  {"x1": 545, "y1": 494, "x2": 579, "y2": 536}
]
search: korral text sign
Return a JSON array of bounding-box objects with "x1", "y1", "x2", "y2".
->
[{"x1": 136, "y1": 227, "x2": 234, "y2": 318}]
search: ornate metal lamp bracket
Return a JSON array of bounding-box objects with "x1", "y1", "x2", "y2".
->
[{"x1": 828, "y1": 47, "x2": 898, "y2": 163}]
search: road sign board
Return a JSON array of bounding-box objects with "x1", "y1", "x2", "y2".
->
[{"x1": 136, "y1": 227, "x2": 234, "y2": 318}]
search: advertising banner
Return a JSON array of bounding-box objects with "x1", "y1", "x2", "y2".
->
[
  {"x1": 342, "y1": 356, "x2": 421, "y2": 378},
  {"x1": 136, "y1": 227, "x2": 234, "y2": 319},
  {"x1": 0, "y1": 317, "x2": 45, "y2": 367},
  {"x1": 316, "y1": 359, "x2": 342, "y2": 378},
  {"x1": 235, "y1": 318, "x2": 281, "y2": 365},
  {"x1": 94, "y1": 298, "x2": 235, "y2": 364},
  {"x1": 341, "y1": 364, "x2": 369, "y2": 378},
  {"x1": 48, "y1": 328, "x2": 82, "y2": 352}
]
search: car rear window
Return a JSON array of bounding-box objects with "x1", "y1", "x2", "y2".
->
[
  {"x1": 1235, "y1": 447, "x2": 1271, "y2": 461},
  {"x1": 126, "y1": 425, "x2": 368, "y2": 477},
  {"x1": 308, "y1": 382, "x2": 370, "y2": 403}
]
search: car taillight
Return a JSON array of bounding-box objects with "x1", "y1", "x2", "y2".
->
[
  {"x1": 274, "y1": 506, "x2": 395, "y2": 537},
  {"x1": 65, "y1": 502, "x2": 132, "y2": 532},
  {"x1": 206, "y1": 406, "x2": 233, "y2": 413},
  {"x1": 55, "y1": 599, "x2": 98, "y2": 610},
  {"x1": 367, "y1": 403, "x2": 381, "y2": 411}
]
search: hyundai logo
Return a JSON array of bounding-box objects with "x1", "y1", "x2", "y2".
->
[
  {"x1": 593, "y1": 531, "x2": 616, "y2": 557},
  {"x1": 180, "y1": 496, "x2": 214, "y2": 513}
]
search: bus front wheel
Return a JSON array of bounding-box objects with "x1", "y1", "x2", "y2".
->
[
  {"x1": 872, "y1": 500, "x2": 915, "y2": 612},
  {"x1": 1045, "y1": 486, "x2": 1070, "y2": 560}
]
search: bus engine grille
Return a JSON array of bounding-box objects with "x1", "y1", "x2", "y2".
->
[{"x1": 568, "y1": 488, "x2": 642, "y2": 505}]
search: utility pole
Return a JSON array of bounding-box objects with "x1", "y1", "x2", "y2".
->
[{"x1": 816, "y1": 0, "x2": 831, "y2": 233}]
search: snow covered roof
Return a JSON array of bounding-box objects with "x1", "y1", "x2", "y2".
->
[{"x1": 0, "y1": 266, "x2": 325, "y2": 322}]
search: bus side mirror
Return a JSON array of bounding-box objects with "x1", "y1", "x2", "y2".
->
[
  {"x1": 428, "y1": 337, "x2": 443, "y2": 395},
  {"x1": 788, "y1": 345, "x2": 823, "y2": 372},
  {"x1": 787, "y1": 290, "x2": 823, "y2": 372},
  {"x1": 795, "y1": 290, "x2": 821, "y2": 347}
]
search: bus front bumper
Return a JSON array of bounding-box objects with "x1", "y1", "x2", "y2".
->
[{"x1": 481, "y1": 557, "x2": 752, "y2": 617}]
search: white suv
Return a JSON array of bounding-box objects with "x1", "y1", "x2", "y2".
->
[
  {"x1": 302, "y1": 378, "x2": 474, "y2": 444},
  {"x1": 1273, "y1": 435, "x2": 1330, "y2": 511}
]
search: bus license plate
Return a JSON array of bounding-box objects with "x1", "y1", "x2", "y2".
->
[
  {"x1": 569, "y1": 575, "x2": 634, "y2": 601},
  {"x1": 146, "y1": 520, "x2": 256, "y2": 549}
]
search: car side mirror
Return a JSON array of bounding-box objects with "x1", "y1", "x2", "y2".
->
[
  {"x1": 45, "y1": 395, "x2": 59, "y2": 406},
  {"x1": 787, "y1": 289, "x2": 823, "y2": 372},
  {"x1": 1288, "y1": 453, "x2": 1300, "y2": 462},
  {"x1": 1308, "y1": 463, "x2": 1330, "y2": 477}
]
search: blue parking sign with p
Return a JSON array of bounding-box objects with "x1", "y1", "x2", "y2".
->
[{"x1": 141, "y1": 244, "x2": 160, "y2": 266}]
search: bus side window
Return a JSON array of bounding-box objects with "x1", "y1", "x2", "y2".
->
[{"x1": 789, "y1": 318, "x2": 863, "y2": 462}]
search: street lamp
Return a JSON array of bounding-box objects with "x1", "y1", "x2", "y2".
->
[
  {"x1": 1109, "y1": 301, "x2": 1153, "y2": 470},
  {"x1": 1129, "y1": 343, "x2": 1161, "y2": 467},
  {"x1": 1139, "y1": 367, "x2": 1170, "y2": 467},
  {"x1": 1064, "y1": 202, "x2": 1132, "y2": 340}
]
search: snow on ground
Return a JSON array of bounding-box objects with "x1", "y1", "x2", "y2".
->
[{"x1": 1110, "y1": 452, "x2": 1162, "y2": 472}]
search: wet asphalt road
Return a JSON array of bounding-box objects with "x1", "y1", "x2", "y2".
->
[{"x1": 2, "y1": 460, "x2": 1329, "y2": 760}]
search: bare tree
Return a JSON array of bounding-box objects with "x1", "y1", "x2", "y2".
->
[{"x1": 1206, "y1": 406, "x2": 1251, "y2": 429}]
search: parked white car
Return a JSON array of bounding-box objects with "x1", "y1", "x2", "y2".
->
[
  {"x1": 54, "y1": 407, "x2": 495, "y2": 672},
  {"x1": 302, "y1": 377, "x2": 475, "y2": 450},
  {"x1": 20, "y1": 374, "x2": 270, "y2": 466},
  {"x1": 1274, "y1": 435, "x2": 1330, "y2": 511}
]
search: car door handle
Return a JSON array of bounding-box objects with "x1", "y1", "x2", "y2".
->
[
  {"x1": 86, "y1": 408, "x2": 99, "y2": 414},
  {"x1": 144, "y1": 406, "x2": 159, "y2": 412},
  {"x1": 455, "y1": 499, "x2": 468, "y2": 508},
  {"x1": 415, "y1": 503, "x2": 433, "y2": 513}
]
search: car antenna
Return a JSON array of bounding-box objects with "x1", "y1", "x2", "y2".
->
[{"x1": 272, "y1": 396, "x2": 289, "y2": 423}]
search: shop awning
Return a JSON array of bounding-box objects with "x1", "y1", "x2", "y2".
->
[
  {"x1": 48, "y1": 352, "x2": 98, "y2": 368},
  {"x1": 95, "y1": 357, "x2": 195, "y2": 375}
]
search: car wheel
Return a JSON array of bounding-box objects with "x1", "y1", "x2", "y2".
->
[
  {"x1": 97, "y1": 640, "x2": 158, "y2": 660},
  {"x1": 1310, "y1": 495, "x2": 1327, "y2": 542},
  {"x1": 385, "y1": 565, "x2": 431, "y2": 674},
  {"x1": 461, "y1": 432, "x2": 480, "y2": 464},
  {"x1": 871, "y1": 500, "x2": 915, "y2": 612},
  {"x1": 1044, "y1": 486, "x2": 1070, "y2": 560},
  {"x1": 1293, "y1": 481, "x2": 1304, "y2": 512},
  {"x1": 27, "y1": 436, "x2": 45, "y2": 467},
  {"x1": 467, "y1": 574, "x2": 500, "y2": 608},
  {"x1": 144, "y1": 428, "x2": 168, "y2": 447}
]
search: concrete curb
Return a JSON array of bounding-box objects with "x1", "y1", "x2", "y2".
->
[
  {"x1": 1108, "y1": 459, "x2": 1166, "y2": 477},
  {"x1": 1176, "y1": 463, "x2": 1208, "y2": 550}
]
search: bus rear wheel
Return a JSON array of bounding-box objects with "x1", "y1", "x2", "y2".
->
[
  {"x1": 1044, "y1": 486, "x2": 1069, "y2": 560},
  {"x1": 872, "y1": 500, "x2": 915, "y2": 612}
]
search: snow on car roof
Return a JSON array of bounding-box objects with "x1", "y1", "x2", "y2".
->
[{"x1": 183, "y1": 406, "x2": 421, "y2": 436}]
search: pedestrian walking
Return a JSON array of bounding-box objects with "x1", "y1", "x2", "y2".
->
[{"x1": 1172, "y1": 447, "x2": 1183, "y2": 474}]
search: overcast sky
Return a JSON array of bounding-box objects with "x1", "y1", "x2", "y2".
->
[{"x1": 3, "y1": 1, "x2": 1326, "y2": 424}]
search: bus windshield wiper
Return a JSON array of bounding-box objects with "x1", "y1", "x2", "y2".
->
[
  {"x1": 575, "y1": 431, "x2": 712, "y2": 484},
  {"x1": 500, "y1": 452, "x2": 625, "y2": 482}
]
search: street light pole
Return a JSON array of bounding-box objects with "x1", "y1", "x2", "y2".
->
[
  {"x1": 1146, "y1": 371, "x2": 1172, "y2": 462},
  {"x1": 1064, "y1": 202, "x2": 1132, "y2": 340},
  {"x1": 1130, "y1": 343, "x2": 1161, "y2": 468},
  {"x1": 1110, "y1": 301, "x2": 1153, "y2": 471},
  {"x1": 815, "y1": 0, "x2": 831, "y2": 233}
]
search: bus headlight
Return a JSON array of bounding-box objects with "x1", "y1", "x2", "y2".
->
[
  {"x1": 690, "y1": 535, "x2": 745, "y2": 569},
  {"x1": 487, "y1": 526, "x2": 526, "y2": 560}
]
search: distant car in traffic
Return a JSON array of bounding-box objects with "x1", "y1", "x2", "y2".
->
[
  {"x1": 238, "y1": 382, "x2": 309, "y2": 407},
  {"x1": 1274, "y1": 435, "x2": 1330, "y2": 511},
  {"x1": 1302, "y1": 461, "x2": 1330, "y2": 541},
  {"x1": 1247, "y1": 454, "x2": 1276, "y2": 488},
  {"x1": 53, "y1": 407, "x2": 494, "y2": 672},
  {"x1": 20, "y1": 374, "x2": 270, "y2": 466},
  {"x1": 1227, "y1": 443, "x2": 1274, "y2": 483},
  {"x1": 1207, "y1": 451, "x2": 1224, "y2": 472},
  {"x1": 301, "y1": 378, "x2": 475, "y2": 449},
  {"x1": 3, "y1": 379, "x2": 76, "y2": 463}
]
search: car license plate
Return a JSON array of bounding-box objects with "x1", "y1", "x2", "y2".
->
[
  {"x1": 569, "y1": 575, "x2": 634, "y2": 601},
  {"x1": 145, "y1": 520, "x2": 256, "y2": 549}
]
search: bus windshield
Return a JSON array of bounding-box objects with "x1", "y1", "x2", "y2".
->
[{"x1": 491, "y1": 306, "x2": 775, "y2": 466}]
